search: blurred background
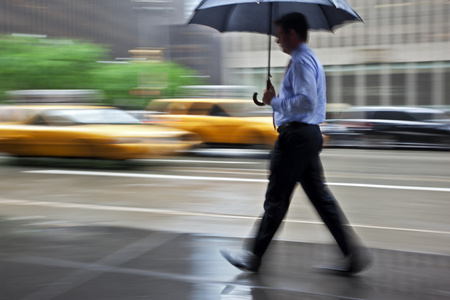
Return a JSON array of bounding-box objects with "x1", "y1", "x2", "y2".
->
[
  {"x1": 0, "y1": 0, "x2": 448, "y2": 109},
  {"x1": 0, "y1": 2, "x2": 449, "y2": 299}
]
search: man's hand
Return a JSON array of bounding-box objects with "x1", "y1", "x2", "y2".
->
[{"x1": 262, "y1": 80, "x2": 276, "y2": 106}]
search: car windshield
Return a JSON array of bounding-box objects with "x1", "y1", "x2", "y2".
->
[
  {"x1": 40, "y1": 109, "x2": 141, "y2": 125},
  {"x1": 220, "y1": 102, "x2": 273, "y2": 117}
]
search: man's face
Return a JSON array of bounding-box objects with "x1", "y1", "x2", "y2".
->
[{"x1": 275, "y1": 25, "x2": 295, "y2": 55}]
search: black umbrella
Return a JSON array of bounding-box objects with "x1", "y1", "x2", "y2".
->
[{"x1": 188, "y1": 0, "x2": 363, "y2": 105}]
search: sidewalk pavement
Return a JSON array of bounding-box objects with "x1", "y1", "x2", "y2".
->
[{"x1": 1, "y1": 217, "x2": 449, "y2": 300}]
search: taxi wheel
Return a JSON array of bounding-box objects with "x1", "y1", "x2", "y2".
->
[{"x1": 190, "y1": 130, "x2": 209, "y2": 149}]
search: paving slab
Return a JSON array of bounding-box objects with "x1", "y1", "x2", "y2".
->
[{"x1": 1, "y1": 217, "x2": 449, "y2": 300}]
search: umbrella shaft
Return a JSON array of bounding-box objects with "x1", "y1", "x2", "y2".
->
[{"x1": 267, "y1": 2, "x2": 272, "y2": 79}]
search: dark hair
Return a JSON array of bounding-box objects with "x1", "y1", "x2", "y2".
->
[{"x1": 274, "y1": 13, "x2": 309, "y2": 41}]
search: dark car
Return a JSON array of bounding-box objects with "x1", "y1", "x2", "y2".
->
[{"x1": 322, "y1": 106, "x2": 450, "y2": 150}]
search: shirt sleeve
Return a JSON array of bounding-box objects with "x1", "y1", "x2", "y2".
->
[{"x1": 270, "y1": 60, "x2": 318, "y2": 117}]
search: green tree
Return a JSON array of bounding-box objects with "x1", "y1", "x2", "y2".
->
[
  {"x1": 0, "y1": 35, "x2": 204, "y2": 108},
  {"x1": 90, "y1": 60, "x2": 203, "y2": 109},
  {"x1": 0, "y1": 35, "x2": 105, "y2": 93}
]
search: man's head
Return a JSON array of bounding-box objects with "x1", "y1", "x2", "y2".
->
[{"x1": 274, "y1": 13, "x2": 309, "y2": 54}]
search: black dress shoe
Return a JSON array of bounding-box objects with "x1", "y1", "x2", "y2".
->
[
  {"x1": 346, "y1": 250, "x2": 373, "y2": 274},
  {"x1": 316, "y1": 249, "x2": 373, "y2": 276},
  {"x1": 220, "y1": 249, "x2": 261, "y2": 272}
]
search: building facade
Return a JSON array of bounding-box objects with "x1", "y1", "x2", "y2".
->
[
  {"x1": 1, "y1": 0, "x2": 449, "y2": 107},
  {"x1": 0, "y1": 0, "x2": 223, "y2": 86},
  {"x1": 219, "y1": 0, "x2": 450, "y2": 107}
]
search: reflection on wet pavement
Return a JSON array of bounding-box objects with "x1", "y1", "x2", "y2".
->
[{"x1": 1, "y1": 218, "x2": 449, "y2": 300}]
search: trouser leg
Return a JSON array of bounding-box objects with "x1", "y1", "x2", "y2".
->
[
  {"x1": 299, "y1": 156, "x2": 358, "y2": 257},
  {"x1": 251, "y1": 128, "x2": 316, "y2": 258},
  {"x1": 251, "y1": 158, "x2": 298, "y2": 258}
]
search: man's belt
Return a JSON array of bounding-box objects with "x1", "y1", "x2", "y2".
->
[{"x1": 277, "y1": 121, "x2": 314, "y2": 133}]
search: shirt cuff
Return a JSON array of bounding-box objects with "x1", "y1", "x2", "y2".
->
[{"x1": 270, "y1": 96, "x2": 281, "y2": 111}]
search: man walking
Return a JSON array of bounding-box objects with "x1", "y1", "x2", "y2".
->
[{"x1": 221, "y1": 12, "x2": 372, "y2": 275}]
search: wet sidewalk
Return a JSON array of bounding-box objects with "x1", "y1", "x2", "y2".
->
[{"x1": 1, "y1": 218, "x2": 449, "y2": 300}]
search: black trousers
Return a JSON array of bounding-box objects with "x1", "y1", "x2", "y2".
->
[{"x1": 251, "y1": 123, "x2": 358, "y2": 259}]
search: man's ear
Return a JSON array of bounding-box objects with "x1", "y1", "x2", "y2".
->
[
  {"x1": 289, "y1": 28, "x2": 299, "y2": 41},
  {"x1": 288, "y1": 28, "x2": 296, "y2": 37}
]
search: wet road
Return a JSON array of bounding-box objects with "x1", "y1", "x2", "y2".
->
[
  {"x1": 1, "y1": 149, "x2": 450, "y2": 299},
  {"x1": 0, "y1": 148, "x2": 449, "y2": 255}
]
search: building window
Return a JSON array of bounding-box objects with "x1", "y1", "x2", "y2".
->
[
  {"x1": 444, "y1": 70, "x2": 450, "y2": 106},
  {"x1": 417, "y1": 72, "x2": 433, "y2": 106},
  {"x1": 390, "y1": 73, "x2": 406, "y2": 106},
  {"x1": 366, "y1": 74, "x2": 380, "y2": 106},
  {"x1": 342, "y1": 75, "x2": 356, "y2": 105}
]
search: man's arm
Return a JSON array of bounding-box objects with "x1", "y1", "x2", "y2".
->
[{"x1": 270, "y1": 61, "x2": 318, "y2": 117}]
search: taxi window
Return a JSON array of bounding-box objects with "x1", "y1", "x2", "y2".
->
[
  {"x1": 147, "y1": 101, "x2": 170, "y2": 113},
  {"x1": 188, "y1": 102, "x2": 213, "y2": 115},
  {"x1": 0, "y1": 108, "x2": 36, "y2": 123},
  {"x1": 30, "y1": 112, "x2": 73, "y2": 126},
  {"x1": 0, "y1": 109, "x2": 10, "y2": 122},
  {"x1": 210, "y1": 104, "x2": 229, "y2": 117},
  {"x1": 34, "y1": 109, "x2": 139, "y2": 125},
  {"x1": 31, "y1": 115, "x2": 49, "y2": 125},
  {"x1": 168, "y1": 102, "x2": 189, "y2": 115}
]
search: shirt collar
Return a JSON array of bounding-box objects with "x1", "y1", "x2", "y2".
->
[{"x1": 291, "y1": 43, "x2": 308, "y2": 58}]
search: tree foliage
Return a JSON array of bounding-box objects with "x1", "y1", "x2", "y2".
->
[
  {"x1": 0, "y1": 35, "x2": 203, "y2": 108},
  {"x1": 91, "y1": 60, "x2": 202, "y2": 108}
]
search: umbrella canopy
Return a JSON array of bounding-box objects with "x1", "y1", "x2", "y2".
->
[
  {"x1": 189, "y1": 0, "x2": 363, "y2": 35},
  {"x1": 188, "y1": 0, "x2": 363, "y2": 105}
]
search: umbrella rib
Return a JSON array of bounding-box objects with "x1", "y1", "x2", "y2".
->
[
  {"x1": 318, "y1": 5, "x2": 334, "y2": 32},
  {"x1": 224, "y1": 4, "x2": 238, "y2": 32}
]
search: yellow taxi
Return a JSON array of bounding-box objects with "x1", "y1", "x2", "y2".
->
[
  {"x1": 146, "y1": 98, "x2": 278, "y2": 149},
  {"x1": 0, "y1": 105, "x2": 200, "y2": 160}
]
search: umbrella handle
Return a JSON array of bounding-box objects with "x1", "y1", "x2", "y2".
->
[
  {"x1": 253, "y1": 78, "x2": 272, "y2": 106},
  {"x1": 252, "y1": 92, "x2": 265, "y2": 106}
]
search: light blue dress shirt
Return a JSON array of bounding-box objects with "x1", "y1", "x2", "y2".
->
[{"x1": 270, "y1": 43, "x2": 327, "y2": 126}]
